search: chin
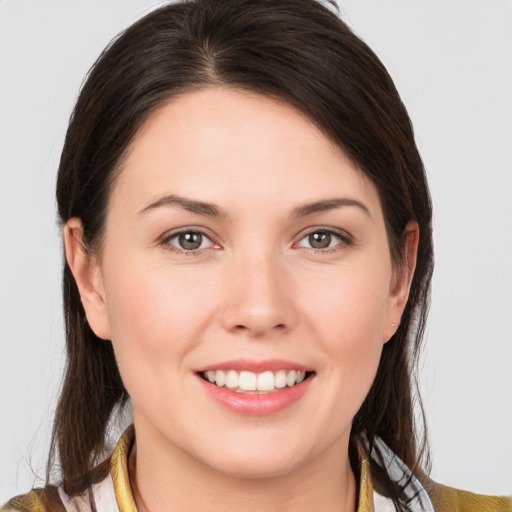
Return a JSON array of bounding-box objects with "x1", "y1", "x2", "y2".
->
[
  {"x1": 197, "y1": 434, "x2": 312, "y2": 480},
  {"x1": 209, "y1": 453, "x2": 304, "y2": 480}
]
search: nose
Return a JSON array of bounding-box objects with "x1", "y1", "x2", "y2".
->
[{"x1": 221, "y1": 251, "x2": 297, "y2": 338}]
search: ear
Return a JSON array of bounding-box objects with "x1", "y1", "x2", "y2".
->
[
  {"x1": 383, "y1": 220, "x2": 419, "y2": 342},
  {"x1": 63, "y1": 218, "x2": 111, "y2": 340}
]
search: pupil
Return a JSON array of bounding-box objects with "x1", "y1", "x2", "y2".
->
[
  {"x1": 179, "y1": 232, "x2": 202, "y2": 250},
  {"x1": 309, "y1": 232, "x2": 331, "y2": 249}
]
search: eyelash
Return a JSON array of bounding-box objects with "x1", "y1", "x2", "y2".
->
[
  {"x1": 159, "y1": 227, "x2": 353, "y2": 256},
  {"x1": 294, "y1": 227, "x2": 353, "y2": 253},
  {"x1": 160, "y1": 229, "x2": 218, "y2": 256}
]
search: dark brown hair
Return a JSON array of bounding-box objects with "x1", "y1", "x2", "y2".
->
[{"x1": 52, "y1": 0, "x2": 433, "y2": 509}]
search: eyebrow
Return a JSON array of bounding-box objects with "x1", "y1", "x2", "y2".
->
[
  {"x1": 138, "y1": 194, "x2": 225, "y2": 217},
  {"x1": 138, "y1": 194, "x2": 371, "y2": 219},
  {"x1": 293, "y1": 198, "x2": 372, "y2": 218}
]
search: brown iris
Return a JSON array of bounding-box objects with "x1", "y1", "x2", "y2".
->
[
  {"x1": 178, "y1": 232, "x2": 203, "y2": 250},
  {"x1": 308, "y1": 232, "x2": 332, "y2": 249}
]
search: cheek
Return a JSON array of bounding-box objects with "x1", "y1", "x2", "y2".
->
[
  {"x1": 101, "y1": 256, "x2": 220, "y2": 378},
  {"x1": 306, "y1": 262, "x2": 392, "y2": 341},
  {"x1": 301, "y1": 263, "x2": 391, "y2": 399}
]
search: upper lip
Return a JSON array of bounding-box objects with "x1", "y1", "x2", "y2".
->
[{"x1": 196, "y1": 359, "x2": 314, "y2": 373}]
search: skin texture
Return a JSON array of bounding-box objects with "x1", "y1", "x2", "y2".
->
[{"x1": 64, "y1": 87, "x2": 418, "y2": 512}]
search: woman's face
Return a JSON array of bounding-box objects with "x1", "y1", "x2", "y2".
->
[{"x1": 74, "y1": 87, "x2": 414, "y2": 478}]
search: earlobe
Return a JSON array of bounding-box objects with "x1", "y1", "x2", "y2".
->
[
  {"x1": 384, "y1": 221, "x2": 419, "y2": 342},
  {"x1": 63, "y1": 218, "x2": 111, "y2": 340}
]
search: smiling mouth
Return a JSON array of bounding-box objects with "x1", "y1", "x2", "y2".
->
[{"x1": 199, "y1": 369, "x2": 315, "y2": 394}]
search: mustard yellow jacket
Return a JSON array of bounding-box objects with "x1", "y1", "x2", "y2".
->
[{"x1": 3, "y1": 427, "x2": 511, "y2": 512}]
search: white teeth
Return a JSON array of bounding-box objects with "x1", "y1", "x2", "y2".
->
[
  {"x1": 286, "y1": 370, "x2": 297, "y2": 387},
  {"x1": 203, "y1": 369, "x2": 309, "y2": 392},
  {"x1": 215, "y1": 370, "x2": 226, "y2": 387},
  {"x1": 275, "y1": 370, "x2": 287, "y2": 388},
  {"x1": 257, "y1": 371, "x2": 275, "y2": 391},
  {"x1": 225, "y1": 370, "x2": 239, "y2": 389},
  {"x1": 239, "y1": 371, "x2": 257, "y2": 391}
]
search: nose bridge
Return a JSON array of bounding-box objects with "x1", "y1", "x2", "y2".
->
[{"x1": 222, "y1": 242, "x2": 294, "y2": 337}]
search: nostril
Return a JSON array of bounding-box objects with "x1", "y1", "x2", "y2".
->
[
  {"x1": 221, "y1": 296, "x2": 295, "y2": 336},
  {"x1": 233, "y1": 322, "x2": 287, "y2": 333}
]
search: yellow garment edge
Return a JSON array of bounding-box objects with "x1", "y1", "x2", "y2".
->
[{"x1": 3, "y1": 427, "x2": 511, "y2": 512}]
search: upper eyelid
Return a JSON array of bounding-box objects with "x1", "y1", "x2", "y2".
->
[
  {"x1": 161, "y1": 226, "x2": 216, "y2": 240},
  {"x1": 158, "y1": 225, "x2": 352, "y2": 248},
  {"x1": 294, "y1": 226, "x2": 353, "y2": 243},
  {"x1": 160, "y1": 227, "x2": 220, "y2": 250}
]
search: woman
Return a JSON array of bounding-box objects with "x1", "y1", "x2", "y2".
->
[{"x1": 2, "y1": 1, "x2": 511, "y2": 511}]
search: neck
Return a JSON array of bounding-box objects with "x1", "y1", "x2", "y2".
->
[{"x1": 129, "y1": 421, "x2": 358, "y2": 512}]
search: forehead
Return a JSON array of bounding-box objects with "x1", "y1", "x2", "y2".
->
[{"x1": 112, "y1": 87, "x2": 381, "y2": 217}]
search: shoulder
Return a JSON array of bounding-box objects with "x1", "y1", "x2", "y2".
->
[
  {"x1": 425, "y1": 479, "x2": 512, "y2": 512},
  {"x1": 368, "y1": 436, "x2": 511, "y2": 512},
  {"x1": 1, "y1": 486, "x2": 66, "y2": 512}
]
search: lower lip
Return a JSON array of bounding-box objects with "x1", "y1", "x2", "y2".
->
[{"x1": 197, "y1": 375, "x2": 314, "y2": 416}]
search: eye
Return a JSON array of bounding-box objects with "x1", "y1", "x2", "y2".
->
[
  {"x1": 296, "y1": 229, "x2": 350, "y2": 251},
  {"x1": 163, "y1": 230, "x2": 217, "y2": 253}
]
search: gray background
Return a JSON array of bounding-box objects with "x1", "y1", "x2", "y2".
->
[{"x1": 1, "y1": 0, "x2": 511, "y2": 502}]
